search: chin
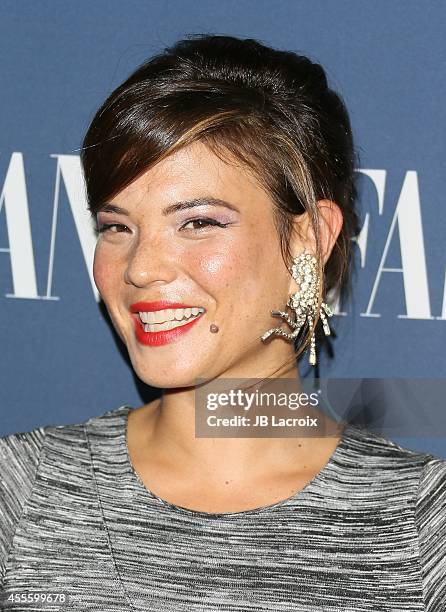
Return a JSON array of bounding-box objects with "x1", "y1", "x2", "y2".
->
[{"x1": 131, "y1": 359, "x2": 212, "y2": 390}]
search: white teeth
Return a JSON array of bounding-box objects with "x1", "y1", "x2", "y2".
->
[
  {"x1": 143, "y1": 315, "x2": 201, "y2": 333},
  {"x1": 138, "y1": 307, "x2": 205, "y2": 328},
  {"x1": 154, "y1": 310, "x2": 165, "y2": 323}
]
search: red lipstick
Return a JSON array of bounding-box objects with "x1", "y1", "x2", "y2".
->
[{"x1": 129, "y1": 301, "x2": 205, "y2": 346}]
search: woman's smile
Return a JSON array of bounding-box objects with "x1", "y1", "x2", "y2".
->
[{"x1": 129, "y1": 301, "x2": 207, "y2": 346}]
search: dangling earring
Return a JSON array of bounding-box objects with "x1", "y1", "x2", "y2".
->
[{"x1": 260, "y1": 250, "x2": 333, "y2": 366}]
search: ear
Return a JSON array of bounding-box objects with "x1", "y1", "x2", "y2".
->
[
  {"x1": 287, "y1": 199, "x2": 343, "y2": 291},
  {"x1": 289, "y1": 199, "x2": 343, "y2": 262}
]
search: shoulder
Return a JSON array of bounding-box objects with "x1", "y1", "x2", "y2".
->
[
  {"x1": 0, "y1": 425, "x2": 48, "y2": 523},
  {"x1": 416, "y1": 455, "x2": 446, "y2": 522},
  {"x1": 335, "y1": 422, "x2": 444, "y2": 499},
  {"x1": 0, "y1": 425, "x2": 47, "y2": 581},
  {"x1": 0, "y1": 425, "x2": 46, "y2": 476},
  {"x1": 0, "y1": 405, "x2": 130, "y2": 581},
  {"x1": 414, "y1": 456, "x2": 446, "y2": 609},
  {"x1": 342, "y1": 423, "x2": 446, "y2": 609},
  {"x1": 339, "y1": 422, "x2": 440, "y2": 471},
  {"x1": 0, "y1": 404, "x2": 130, "y2": 458},
  {"x1": 0, "y1": 405, "x2": 131, "y2": 465}
]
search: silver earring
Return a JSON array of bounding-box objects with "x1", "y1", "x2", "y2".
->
[{"x1": 260, "y1": 250, "x2": 333, "y2": 366}]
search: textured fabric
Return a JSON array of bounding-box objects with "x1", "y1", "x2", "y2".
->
[{"x1": 0, "y1": 404, "x2": 445, "y2": 611}]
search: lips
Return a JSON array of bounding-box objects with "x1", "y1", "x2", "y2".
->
[{"x1": 129, "y1": 300, "x2": 205, "y2": 346}]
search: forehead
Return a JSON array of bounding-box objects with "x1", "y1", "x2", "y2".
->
[{"x1": 111, "y1": 140, "x2": 267, "y2": 209}]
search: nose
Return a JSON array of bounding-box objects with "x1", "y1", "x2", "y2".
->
[{"x1": 124, "y1": 232, "x2": 177, "y2": 288}]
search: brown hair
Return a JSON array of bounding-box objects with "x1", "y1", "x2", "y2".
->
[{"x1": 81, "y1": 34, "x2": 360, "y2": 369}]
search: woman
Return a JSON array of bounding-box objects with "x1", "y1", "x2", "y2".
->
[{"x1": 1, "y1": 34, "x2": 444, "y2": 611}]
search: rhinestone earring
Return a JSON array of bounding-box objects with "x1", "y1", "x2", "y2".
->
[{"x1": 260, "y1": 250, "x2": 333, "y2": 366}]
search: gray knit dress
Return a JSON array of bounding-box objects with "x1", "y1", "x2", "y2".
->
[{"x1": 0, "y1": 405, "x2": 445, "y2": 611}]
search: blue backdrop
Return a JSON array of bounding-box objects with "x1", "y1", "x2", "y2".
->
[{"x1": 1, "y1": 1, "x2": 445, "y2": 456}]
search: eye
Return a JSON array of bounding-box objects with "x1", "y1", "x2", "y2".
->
[
  {"x1": 96, "y1": 223, "x2": 130, "y2": 234},
  {"x1": 180, "y1": 217, "x2": 230, "y2": 231}
]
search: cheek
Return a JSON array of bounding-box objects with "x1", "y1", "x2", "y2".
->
[
  {"x1": 196, "y1": 251, "x2": 233, "y2": 280},
  {"x1": 92, "y1": 244, "x2": 118, "y2": 296},
  {"x1": 190, "y1": 240, "x2": 276, "y2": 299},
  {"x1": 190, "y1": 242, "x2": 252, "y2": 288},
  {"x1": 92, "y1": 247, "x2": 105, "y2": 290}
]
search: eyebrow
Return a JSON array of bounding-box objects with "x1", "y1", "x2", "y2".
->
[{"x1": 99, "y1": 197, "x2": 240, "y2": 216}]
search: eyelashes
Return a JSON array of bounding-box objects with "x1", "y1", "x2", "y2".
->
[
  {"x1": 95, "y1": 223, "x2": 129, "y2": 234},
  {"x1": 95, "y1": 217, "x2": 230, "y2": 234},
  {"x1": 180, "y1": 218, "x2": 230, "y2": 231}
]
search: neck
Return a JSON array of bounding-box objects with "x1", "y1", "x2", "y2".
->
[{"x1": 132, "y1": 359, "x2": 340, "y2": 484}]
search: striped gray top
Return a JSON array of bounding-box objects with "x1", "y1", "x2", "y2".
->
[{"x1": 0, "y1": 404, "x2": 445, "y2": 611}]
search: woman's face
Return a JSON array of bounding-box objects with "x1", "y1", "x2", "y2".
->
[{"x1": 93, "y1": 140, "x2": 301, "y2": 387}]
